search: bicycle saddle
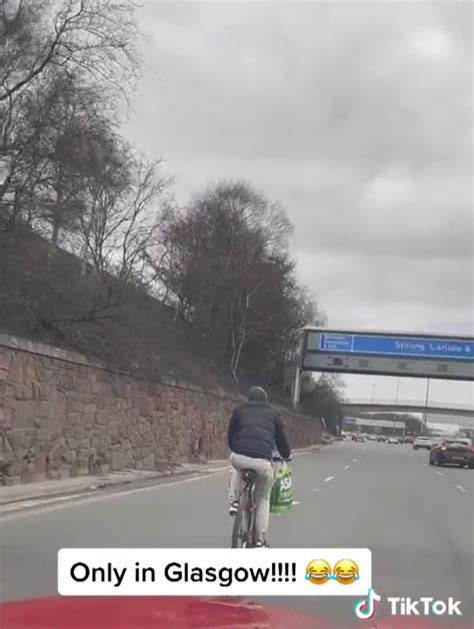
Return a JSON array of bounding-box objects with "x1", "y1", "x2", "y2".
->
[{"x1": 242, "y1": 469, "x2": 256, "y2": 482}]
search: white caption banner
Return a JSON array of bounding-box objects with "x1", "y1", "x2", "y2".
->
[{"x1": 58, "y1": 548, "x2": 372, "y2": 597}]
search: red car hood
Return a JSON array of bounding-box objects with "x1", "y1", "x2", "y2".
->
[{"x1": 0, "y1": 597, "x2": 467, "y2": 629}]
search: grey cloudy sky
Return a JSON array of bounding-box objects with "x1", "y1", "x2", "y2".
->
[{"x1": 126, "y1": 1, "x2": 473, "y2": 410}]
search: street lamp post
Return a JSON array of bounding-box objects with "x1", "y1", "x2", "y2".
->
[
  {"x1": 291, "y1": 332, "x2": 305, "y2": 408},
  {"x1": 423, "y1": 378, "x2": 431, "y2": 429},
  {"x1": 394, "y1": 378, "x2": 400, "y2": 436}
]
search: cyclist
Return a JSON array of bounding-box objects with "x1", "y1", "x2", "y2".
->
[{"x1": 227, "y1": 386, "x2": 291, "y2": 547}]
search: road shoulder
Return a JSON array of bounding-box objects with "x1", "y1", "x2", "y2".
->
[{"x1": 0, "y1": 445, "x2": 322, "y2": 515}]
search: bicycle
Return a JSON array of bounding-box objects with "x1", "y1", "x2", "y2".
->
[{"x1": 231, "y1": 456, "x2": 290, "y2": 548}]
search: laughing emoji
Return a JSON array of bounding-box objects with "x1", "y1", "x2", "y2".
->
[
  {"x1": 333, "y1": 559, "x2": 359, "y2": 585},
  {"x1": 305, "y1": 559, "x2": 331, "y2": 585}
]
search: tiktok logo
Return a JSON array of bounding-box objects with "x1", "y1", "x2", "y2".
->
[{"x1": 354, "y1": 588, "x2": 383, "y2": 620}]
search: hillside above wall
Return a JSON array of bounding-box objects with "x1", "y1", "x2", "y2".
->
[{"x1": 0, "y1": 226, "x2": 229, "y2": 390}]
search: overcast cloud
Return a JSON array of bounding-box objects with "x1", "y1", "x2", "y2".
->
[{"x1": 126, "y1": 1, "x2": 473, "y2": 409}]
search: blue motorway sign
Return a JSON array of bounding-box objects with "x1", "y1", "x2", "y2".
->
[{"x1": 317, "y1": 333, "x2": 474, "y2": 361}]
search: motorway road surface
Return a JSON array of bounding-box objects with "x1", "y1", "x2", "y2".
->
[{"x1": 1, "y1": 441, "x2": 473, "y2": 626}]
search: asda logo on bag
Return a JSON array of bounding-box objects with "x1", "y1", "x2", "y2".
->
[{"x1": 270, "y1": 466, "x2": 293, "y2": 514}]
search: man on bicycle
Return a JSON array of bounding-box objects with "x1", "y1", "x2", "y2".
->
[{"x1": 227, "y1": 386, "x2": 291, "y2": 547}]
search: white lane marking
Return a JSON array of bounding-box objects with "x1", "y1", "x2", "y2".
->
[
  {"x1": 292, "y1": 501, "x2": 301, "y2": 505},
  {"x1": 436, "y1": 471, "x2": 443, "y2": 476},
  {"x1": 456, "y1": 485, "x2": 467, "y2": 493},
  {"x1": 353, "y1": 458, "x2": 358, "y2": 462},
  {"x1": 344, "y1": 465, "x2": 351, "y2": 470},
  {"x1": 312, "y1": 488, "x2": 319, "y2": 492},
  {"x1": 0, "y1": 492, "x2": 86, "y2": 513},
  {"x1": 325, "y1": 476, "x2": 335, "y2": 483},
  {"x1": 0, "y1": 468, "x2": 231, "y2": 522}
]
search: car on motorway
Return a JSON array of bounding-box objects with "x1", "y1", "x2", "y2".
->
[
  {"x1": 356, "y1": 434, "x2": 365, "y2": 442},
  {"x1": 387, "y1": 436, "x2": 399, "y2": 444},
  {"x1": 366, "y1": 434, "x2": 377, "y2": 441},
  {"x1": 376, "y1": 435, "x2": 386, "y2": 442},
  {"x1": 413, "y1": 436, "x2": 432, "y2": 450},
  {"x1": 429, "y1": 438, "x2": 474, "y2": 468},
  {"x1": 403, "y1": 435, "x2": 414, "y2": 444}
]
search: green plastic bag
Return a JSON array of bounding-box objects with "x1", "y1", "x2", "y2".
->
[{"x1": 270, "y1": 464, "x2": 293, "y2": 514}]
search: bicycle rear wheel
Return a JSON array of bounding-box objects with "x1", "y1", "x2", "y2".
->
[
  {"x1": 231, "y1": 476, "x2": 256, "y2": 548},
  {"x1": 231, "y1": 492, "x2": 253, "y2": 547},
  {"x1": 231, "y1": 509, "x2": 245, "y2": 548}
]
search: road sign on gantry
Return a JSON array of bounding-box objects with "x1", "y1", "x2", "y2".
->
[{"x1": 301, "y1": 328, "x2": 474, "y2": 381}]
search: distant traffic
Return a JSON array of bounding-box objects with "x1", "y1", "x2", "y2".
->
[{"x1": 341, "y1": 431, "x2": 473, "y2": 469}]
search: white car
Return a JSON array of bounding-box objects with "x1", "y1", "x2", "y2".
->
[
  {"x1": 387, "y1": 436, "x2": 399, "y2": 444},
  {"x1": 413, "y1": 436, "x2": 432, "y2": 450}
]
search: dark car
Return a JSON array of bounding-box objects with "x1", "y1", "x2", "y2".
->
[
  {"x1": 376, "y1": 435, "x2": 386, "y2": 443},
  {"x1": 429, "y1": 438, "x2": 473, "y2": 468}
]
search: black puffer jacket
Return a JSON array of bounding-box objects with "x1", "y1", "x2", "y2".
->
[{"x1": 227, "y1": 400, "x2": 291, "y2": 461}]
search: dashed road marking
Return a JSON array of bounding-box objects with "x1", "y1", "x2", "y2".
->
[
  {"x1": 456, "y1": 485, "x2": 467, "y2": 493},
  {"x1": 344, "y1": 465, "x2": 351, "y2": 470},
  {"x1": 312, "y1": 488, "x2": 319, "y2": 492},
  {"x1": 292, "y1": 501, "x2": 301, "y2": 505},
  {"x1": 353, "y1": 458, "x2": 358, "y2": 463},
  {"x1": 325, "y1": 476, "x2": 335, "y2": 483},
  {"x1": 436, "y1": 471, "x2": 443, "y2": 476}
]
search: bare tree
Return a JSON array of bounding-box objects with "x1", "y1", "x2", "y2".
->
[
  {"x1": 79, "y1": 154, "x2": 169, "y2": 285},
  {"x1": 300, "y1": 374, "x2": 345, "y2": 434},
  {"x1": 30, "y1": 72, "x2": 101, "y2": 241},
  {"x1": 1, "y1": 69, "x2": 121, "y2": 239},
  {"x1": 0, "y1": 0, "x2": 140, "y2": 104},
  {"x1": 156, "y1": 180, "x2": 320, "y2": 384},
  {"x1": 0, "y1": 0, "x2": 140, "y2": 231},
  {"x1": 229, "y1": 281, "x2": 263, "y2": 383}
]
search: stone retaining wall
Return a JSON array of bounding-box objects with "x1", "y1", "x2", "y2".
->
[{"x1": 0, "y1": 334, "x2": 322, "y2": 484}]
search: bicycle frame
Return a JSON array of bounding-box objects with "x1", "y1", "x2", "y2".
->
[
  {"x1": 231, "y1": 471, "x2": 256, "y2": 548},
  {"x1": 230, "y1": 456, "x2": 288, "y2": 548}
]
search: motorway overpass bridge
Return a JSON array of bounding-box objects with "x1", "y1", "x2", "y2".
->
[{"x1": 342, "y1": 399, "x2": 474, "y2": 418}]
